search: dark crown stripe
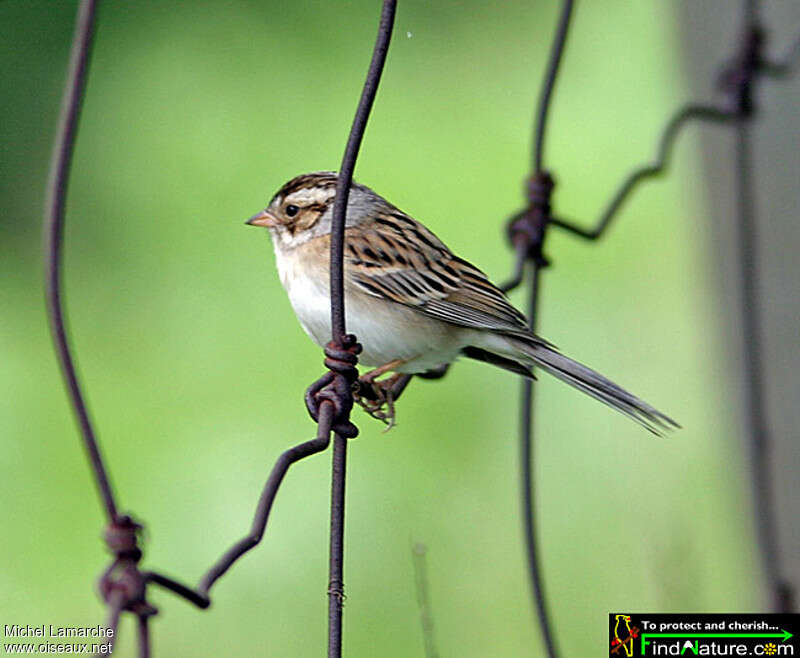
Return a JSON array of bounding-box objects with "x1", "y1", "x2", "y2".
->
[{"x1": 274, "y1": 172, "x2": 338, "y2": 201}]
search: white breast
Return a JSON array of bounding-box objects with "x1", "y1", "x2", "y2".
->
[
  {"x1": 273, "y1": 240, "x2": 464, "y2": 373},
  {"x1": 274, "y1": 241, "x2": 332, "y2": 349}
]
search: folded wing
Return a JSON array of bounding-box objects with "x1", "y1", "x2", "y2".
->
[{"x1": 345, "y1": 210, "x2": 544, "y2": 344}]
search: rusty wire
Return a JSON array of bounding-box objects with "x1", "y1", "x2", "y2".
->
[
  {"x1": 325, "y1": 4, "x2": 396, "y2": 650},
  {"x1": 542, "y1": 11, "x2": 800, "y2": 244},
  {"x1": 44, "y1": 1, "x2": 800, "y2": 656},
  {"x1": 500, "y1": 2, "x2": 799, "y2": 651},
  {"x1": 42, "y1": 1, "x2": 194, "y2": 655},
  {"x1": 43, "y1": 0, "x2": 115, "y2": 525},
  {"x1": 44, "y1": 0, "x2": 396, "y2": 655},
  {"x1": 547, "y1": 104, "x2": 735, "y2": 240},
  {"x1": 730, "y1": 3, "x2": 795, "y2": 613},
  {"x1": 202, "y1": 6, "x2": 398, "y2": 649},
  {"x1": 498, "y1": 3, "x2": 574, "y2": 657},
  {"x1": 196, "y1": 401, "x2": 335, "y2": 596},
  {"x1": 532, "y1": 0, "x2": 573, "y2": 176},
  {"x1": 734, "y1": 119, "x2": 789, "y2": 612}
]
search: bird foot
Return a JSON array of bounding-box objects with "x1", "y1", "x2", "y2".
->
[{"x1": 353, "y1": 375, "x2": 399, "y2": 431}]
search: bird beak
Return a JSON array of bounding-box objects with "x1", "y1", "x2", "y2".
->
[{"x1": 246, "y1": 209, "x2": 278, "y2": 228}]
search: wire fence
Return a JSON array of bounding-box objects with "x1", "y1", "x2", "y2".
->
[
  {"x1": 45, "y1": 0, "x2": 394, "y2": 655},
  {"x1": 43, "y1": 0, "x2": 798, "y2": 656},
  {"x1": 503, "y1": 1, "x2": 799, "y2": 654}
]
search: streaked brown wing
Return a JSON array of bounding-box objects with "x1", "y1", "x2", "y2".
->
[{"x1": 344, "y1": 211, "x2": 535, "y2": 339}]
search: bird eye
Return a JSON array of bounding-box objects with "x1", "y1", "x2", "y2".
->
[{"x1": 285, "y1": 204, "x2": 300, "y2": 217}]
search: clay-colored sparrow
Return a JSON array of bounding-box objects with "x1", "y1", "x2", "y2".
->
[{"x1": 247, "y1": 171, "x2": 676, "y2": 434}]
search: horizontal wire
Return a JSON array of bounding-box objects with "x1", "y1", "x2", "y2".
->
[
  {"x1": 549, "y1": 104, "x2": 735, "y2": 240},
  {"x1": 198, "y1": 402, "x2": 335, "y2": 596},
  {"x1": 46, "y1": 0, "x2": 800, "y2": 650},
  {"x1": 546, "y1": 26, "x2": 800, "y2": 243}
]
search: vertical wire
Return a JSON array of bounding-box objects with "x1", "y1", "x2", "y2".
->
[
  {"x1": 520, "y1": 264, "x2": 559, "y2": 657},
  {"x1": 518, "y1": 2, "x2": 574, "y2": 655},
  {"x1": 43, "y1": 0, "x2": 117, "y2": 522},
  {"x1": 137, "y1": 615, "x2": 151, "y2": 658},
  {"x1": 329, "y1": 0, "x2": 397, "y2": 342},
  {"x1": 99, "y1": 590, "x2": 124, "y2": 657},
  {"x1": 734, "y1": 120, "x2": 788, "y2": 611},
  {"x1": 328, "y1": 433, "x2": 348, "y2": 658},
  {"x1": 734, "y1": 0, "x2": 792, "y2": 613},
  {"x1": 326, "y1": 3, "x2": 397, "y2": 655},
  {"x1": 533, "y1": 0, "x2": 574, "y2": 174}
]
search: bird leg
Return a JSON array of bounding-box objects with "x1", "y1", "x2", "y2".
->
[{"x1": 359, "y1": 359, "x2": 405, "y2": 384}]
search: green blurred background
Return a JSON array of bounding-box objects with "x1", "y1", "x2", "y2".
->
[{"x1": 3, "y1": 1, "x2": 795, "y2": 655}]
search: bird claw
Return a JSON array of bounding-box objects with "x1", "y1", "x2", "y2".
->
[{"x1": 353, "y1": 378, "x2": 397, "y2": 431}]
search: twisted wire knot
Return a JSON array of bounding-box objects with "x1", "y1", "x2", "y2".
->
[
  {"x1": 305, "y1": 335, "x2": 362, "y2": 438},
  {"x1": 506, "y1": 171, "x2": 554, "y2": 267},
  {"x1": 104, "y1": 515, "x2": 142, "y2": 561},
  {"x1": 718, "y1": 25, "x2": 765, "y2": 117},
  {"x1": 323, "y1": 335, "x2": 361, "y2": 382},
  {"x1": 98, "y1": 516, "x2": 157, "y2": 617}
]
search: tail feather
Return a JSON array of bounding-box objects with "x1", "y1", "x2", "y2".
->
[{"x1": 513, "y1": 343, "x2": 678, "y2": 435}]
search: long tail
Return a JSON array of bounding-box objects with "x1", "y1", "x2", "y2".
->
[{"x1": 505, "y1": 341, "x2": 679, "y2": 435}]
